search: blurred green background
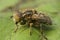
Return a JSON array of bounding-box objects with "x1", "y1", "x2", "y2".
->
[{"x1": 0, "y1": 0, "x2": 60, "y2": 40}]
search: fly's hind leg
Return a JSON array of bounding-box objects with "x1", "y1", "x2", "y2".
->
[
  {"x1": 43, "y1": 35, "x2": 48, "y2": 40},
  {"x1": 40, "y1": 31, "x2": 48, "y2": 40},
  {"x1": 40, "y1": 24, "x2": 48, "y2": 40}
]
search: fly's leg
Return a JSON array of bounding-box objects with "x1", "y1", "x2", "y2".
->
[
  {"x1": 29, "y1": 23, "x2": 33, "y2": 36},
  {"x1": 40, "y1": 24, "x2": 48, "y2": 40},
  {"x1": 14, "y1": 22, "x2": 19, "y2": 33}
]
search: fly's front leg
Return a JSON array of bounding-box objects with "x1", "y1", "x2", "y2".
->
[
  {"x1": 14, "y1": 22, "x2": 19, "y2": 33},
  {"x1": 29, "y1": 23, "x2": 33, "y2": 36}
]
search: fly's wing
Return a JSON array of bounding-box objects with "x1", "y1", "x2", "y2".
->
[
  {"x1": 39, "y1": 13, "x2": 52, "y2": 25},
  {"x1": 44, "y1": 16, "x2": 52, "y2": 25}
]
